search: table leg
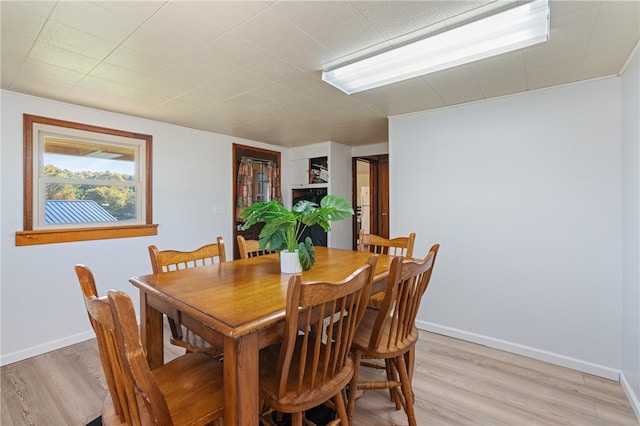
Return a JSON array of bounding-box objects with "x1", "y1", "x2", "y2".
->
[
  {"x1": 139, "y1": 291, "x2": 164, "y2": 369},
  {"x1": 223, "y1": 332, "x2": 259, "y2": 425}
]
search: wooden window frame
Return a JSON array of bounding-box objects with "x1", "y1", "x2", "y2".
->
[{"x1": 16, "y1": 114, "x2": 157, "y2": 246}]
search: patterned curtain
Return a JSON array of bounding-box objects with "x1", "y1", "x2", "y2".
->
[
  {"x1": 236, "y1": 157, "x2": 282, "y2": 220},
  {"x1": 267, "y1": 161, "x2": 282, "y2": 204},
  {"x1": 236, "y1": 158, "x2": 254, "y2": 220}
]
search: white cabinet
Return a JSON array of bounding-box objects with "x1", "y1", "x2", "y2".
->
[{"x1": 290, "y1": 158, "x2": 310, "y2": 187}]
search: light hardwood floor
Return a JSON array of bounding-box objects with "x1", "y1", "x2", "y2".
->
[{"x1": 2, "y1": 326, "x2": 638, "y2": 426}]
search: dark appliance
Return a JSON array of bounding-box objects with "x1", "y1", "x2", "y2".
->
[{"x1": 292, "y1": 187, "x2": 328, "y2": 247}]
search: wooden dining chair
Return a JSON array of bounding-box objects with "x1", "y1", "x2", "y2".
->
[
  {"x1": 357, "y1": 229, "x2": 416, "y2": 309},
  {"x1": 237, "y1": 235, "x2": 273, "y2": 259},
  {"x1": 108, "y1": 289, "x2": 225, "y2": 426},
  {"x1": 258, "y1": 256, "x2": 378, "y2": 426},
  {"x1": 76, "y1": 264, "x2": 138, "y2": 425},
  {"x1": 75, "y1": 265, "x2": 225, "y2": 426},
  {"x1": 148, "y1": 237, "x2": 226, "y2": 356},
  {"x1": 347, "y1": 244, "x2": 440, "y2": 426}
]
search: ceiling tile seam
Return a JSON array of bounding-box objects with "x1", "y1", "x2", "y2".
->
[
  {"x1": 186, "y1": 2, "x2": 267, "y2": 34},
  {"x1": 7, "y1": 3, "x2": 58, "y2": 89},
  {"x1": 148, "y1": 55, "x2": 280, "y2": 111},
  {"x1": 78, "y1": 0, "x2": 236, "y2": 95},
  {"x1": 266, "y1": 5, "x2": 352, "y2": 62},
  {"x1": 66, "y1": 1, "x2": 172, "y2": 91}
]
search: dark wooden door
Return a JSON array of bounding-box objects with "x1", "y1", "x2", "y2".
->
[{"x1": 377, "y1": 155, "x2": 389, "y2": 238}]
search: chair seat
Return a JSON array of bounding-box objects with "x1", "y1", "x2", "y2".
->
[
  {"x1": 154, "y1": 352, "x2": 224, "y2": 424},
  {"x1": 259, "y1": 337, "x2": 354, "y2": 413},
  {"x1": 367, "y1": 292, "x2": 385, "y2": 309},
  {"x1": 102, "y1": 352, "x2": 226, "y2": 426},
  {"x1": 351, "y1": 308, "x2": 419, "y2": 358}
]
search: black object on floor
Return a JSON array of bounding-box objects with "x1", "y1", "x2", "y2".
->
[
  {"x1": 271, "y1": 404, "x2": 336, "y2": 425},
  {"x1": 86, "y1": 405, "x2": 335, "y2": 426},
  {"x1": 86, "y1": 416, "x2": 102, "y2": 426}
]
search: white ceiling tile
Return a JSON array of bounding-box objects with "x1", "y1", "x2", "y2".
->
[
  {"x1": 2, "y1": 0, "x2": 638, "y2": 147},
  {"x1": 137, "y1": 75, "x2": 196, "y2": 99},
  {"x1": 199, "y1": 33, "x2": 270, "y2": 68},
  {"x1": 38, "y1": 20, "x2": 117, "y2": 60},
  {"x1": 433, "y1": 0, "x2": 497, "y2": 20},
  {"x1": 232, "y1": 8, "x2": 310, "y2": 54},
  {"x1": 1, "y1": 54, "x2": 22, "y2": 86},
  {"x1": 580, "y1": 52, "x2": 627, "y2": 79},
  {"x1": 150, "y1": 97, "x2": 200, "y2": 120},
  {"x1": 242, "y1": 55, "x2": 304, "y2": 83},
  {"x1": 526, "y1": 58, "x2": 583, "y2": 90},
  {"x1": 177, "y1": 1, "x2": 267, "y2": 31},
  {"x1": 48, "y1": 1, "x2": 141, "y2": 44},
  {"x1": 126, "y1": 88, "x2": 172, "y2": 107},
  {"x1": 274, "y1": 72, "x2": 328, "y2": 95},
  {"x1": 272, "y1": 1, "x2": 361, "y2": 36},
  {"x1": 29, "y1": 41, "x2": 100, "y2": 74},
  {"x1": 0, "y1": 1, "x2": 53, "y2": 39},
  {"x1": 550, "y1": 1, "x2": 597, "y2": 17},
  {"x1": 478, "y1": 70, "x2": 528, "y2": 98},
  {"x1": 104, "y1": 46, "x2": 174, "y2": 76},
  {"x1": 77, "y1": 75, "x2": 135, "y2": 97},
  {"x1": 550, "y1": 1, "x2": 599, "y2": 32},
  {"x1": 10, "y1": 73, "x2": 76, "y2": 98},
  {"x1": 20, "y1": 58, "x2": 86, "y2": 86},
  {"x1": 177, "y1": 70, "x2": 270, "y2": 105},
  {"x1": 152, "y1": 53, "x2": 232, "y2": 89},
  {"x1": 276, "y1": 38, "x2": 336, "y2": 72},
  {"x1": 90, "y1": 1, "x2": 165, "y2": 22},
  {"x1": 595, "y1": 1, "x2": 640, "y2": 29},
  {"x1": 1, "y1": 31, "x2": 33, "y2": 59},
  {"x1": 310, "y1": 12, "x2": 386, "y2": 60},
  {"x1": 350, "y1": 1, "x2": 444, "y2": 40},
  {"x1": 122, "y1": 3, "x2": 226, "y2": 59},
  {"x1": 587, "y1": 23, "x2": 640, "y2": 56},
  {"x1": 90, "y1": 62, "x2": 150, "y2": 87},
  {"x1": 468, "y1": 51, "x2": 525, "y2": 80},
  {"x1": 424, "y1": 66, "x2": 485, "y2": 105}
]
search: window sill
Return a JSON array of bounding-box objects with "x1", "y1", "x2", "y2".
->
[{"x1": 16, "y1": 224, "x2": 158, "y2": 246}]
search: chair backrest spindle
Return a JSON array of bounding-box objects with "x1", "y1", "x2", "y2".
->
[
  {"x1": 148, "y1": 237, "x2": 226, "y2": 273},
  {"x1": 358, "y1": 229, "x2": 416, "y2": 258},
  {"x1": 237, "y1": 235, "x2": 273, "y2": 259}
]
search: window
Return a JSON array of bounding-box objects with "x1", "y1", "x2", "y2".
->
[{"x1": 16, "y1": 114, "x2": 157, "y2": 246}]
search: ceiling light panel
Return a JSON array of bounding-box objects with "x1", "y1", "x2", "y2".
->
[{"x1": 323, "y1": 0, "x2": 550, "y2": 94}]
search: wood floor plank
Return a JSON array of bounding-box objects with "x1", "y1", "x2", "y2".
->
[{"x1": 1, "y1": 328, "x2": 638, "y2": 426}]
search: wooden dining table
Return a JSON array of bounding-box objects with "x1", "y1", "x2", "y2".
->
[{"x1": 129, "y1": 246, "x2": 394, "y2": 426}]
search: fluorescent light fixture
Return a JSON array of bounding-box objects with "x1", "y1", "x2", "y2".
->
[{"x1": 322, "y1": 0, "x2": 549, "y2": 94}]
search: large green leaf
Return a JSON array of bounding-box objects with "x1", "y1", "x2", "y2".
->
[
  {"x1": 297, "y1": 237, "x2": 316, "y2": 271},
  {"x1": 321, "y1": 195, "x2": 354, "y2": 221},
  {"x1": 239, "y1": 195, "x2": 353, "y2": 269}
]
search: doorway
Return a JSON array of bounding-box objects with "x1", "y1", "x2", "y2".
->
[{"x1": 352, "y1": 154, "x2": 389, "y2": 249}]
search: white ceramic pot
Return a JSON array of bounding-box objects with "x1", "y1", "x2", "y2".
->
[{"x1": 280, "y1": 250, "x2": 302, "y2": 273}]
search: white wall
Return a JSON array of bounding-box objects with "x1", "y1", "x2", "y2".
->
[
  {"x1": 0, "y1": 90, "x2": 287, "y2": 365},
  {"x1": 329, "y1": 142, "x2": 353, "y2": 249},
  {"x1": 621, "y1": 45, "x2": 640, "y2": 417},
  {"x1": 352, "y1": 142, "x2": 389, "y2": 157},
  {"x1": 389, "y1": 77, "x2": 623, "y2": 379}
]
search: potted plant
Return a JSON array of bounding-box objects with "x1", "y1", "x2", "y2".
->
[{"x1": 240, "y1": 195, "x2": 354, "y2": 272}]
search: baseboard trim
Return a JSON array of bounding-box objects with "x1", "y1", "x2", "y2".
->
[
  {"x1": 621, "y1": 371, "x2": 640, "y2": 422},
  {"x1": 417, "y1": 320, "x2": 620, "y2": 381},
  {"x1": 0, "y1": 330, "x2": 95, "y2": 367}
]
